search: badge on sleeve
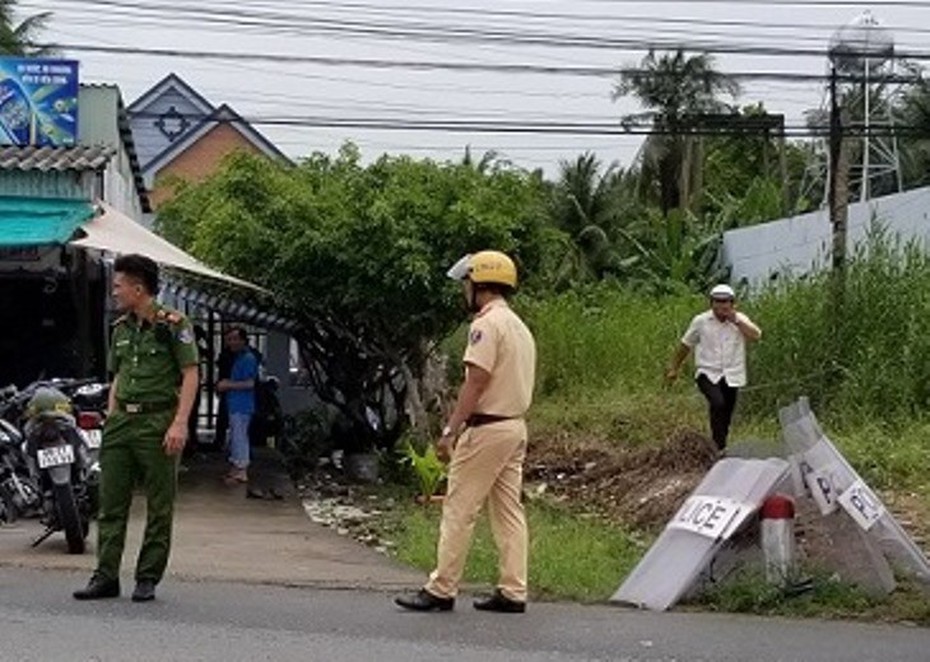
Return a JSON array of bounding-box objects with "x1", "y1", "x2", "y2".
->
[
  {"x1": 469, "y1": 329, "x2": 483, "y2": 345},
  {"x1": 178, "y1": 327, "x2": 194, "y2": 344}
]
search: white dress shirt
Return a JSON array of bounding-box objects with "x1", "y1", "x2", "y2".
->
[{"x1": 681, "y1": 310, "x2": 759, "y2": 387}]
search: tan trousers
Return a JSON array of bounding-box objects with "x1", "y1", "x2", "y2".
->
[{"x1": 425, "y1": 419, "x2": 528, "y2": 602}]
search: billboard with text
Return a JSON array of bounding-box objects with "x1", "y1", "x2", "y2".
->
[{"x1": 0, "y1": 58, "x2": 79, "y2": 147}]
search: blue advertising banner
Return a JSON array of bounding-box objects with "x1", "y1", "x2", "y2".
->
[{"x1": 0, "y1": 58, "x2": 79, "y2": 147}]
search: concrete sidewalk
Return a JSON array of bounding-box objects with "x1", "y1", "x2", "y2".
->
[{"x1": 0, "y1": 448, "x2": 423, "y2": 590}]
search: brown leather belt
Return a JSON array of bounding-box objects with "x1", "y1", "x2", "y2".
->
[
  {"x1": 117, "y1": 400, "x2": 177, "y2": 414},
  {"x1": 466, "y1": 413, "x2": 516, "y2": 428}
]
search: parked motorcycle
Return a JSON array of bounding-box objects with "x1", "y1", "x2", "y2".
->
[
  {"x1": 0, "y1": 386, "x2": 41, "y2": 524},
  {"x1": 0, "y1": 379, "x2": 106, "y2": 553}
]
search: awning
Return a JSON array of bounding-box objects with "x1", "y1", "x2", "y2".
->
[
  {"x1": 0, "y1": 196, "x2": 94, "y2": 246},
  {"x1": 70, "y1": 200, "x2": 265, "y2": 293}
]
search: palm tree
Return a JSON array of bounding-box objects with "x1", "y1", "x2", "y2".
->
[
  {"x1": 550, "y1": 152, "x2": 638, "y2": 281},
  {"x1": 553, "y1": 152, "x2": 617, "y2": 237},
  {"x1": 614, "y1": 49, "x2": 740, "y2": 215},
  {"x1": 1, "y1": 0, "x2": 54, "y2": 56}
]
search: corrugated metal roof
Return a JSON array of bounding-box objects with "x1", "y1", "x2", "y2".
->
[{"x1": 0, "y1": 145, "x2": 115, "y2": 172}]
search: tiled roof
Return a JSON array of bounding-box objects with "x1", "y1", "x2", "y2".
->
[{"x1": 0, "y1": 145, "x2": 115, "y2": 172}]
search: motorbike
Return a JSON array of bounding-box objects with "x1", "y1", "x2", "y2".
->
[
  {"x1": 0, "y1": 386, "x2": 41, "y2": 524},
  {"x1": 0, "y1": 379, "x2": 106, "y2": 553}
]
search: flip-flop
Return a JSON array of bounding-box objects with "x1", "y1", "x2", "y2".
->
[{"x1": 223, "y1": 473, "x2": 248, "y2": 485}]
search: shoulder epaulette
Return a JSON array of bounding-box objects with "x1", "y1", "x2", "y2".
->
[{"x1": 156, "y1": 308, "x2": 184, "y2": 325}]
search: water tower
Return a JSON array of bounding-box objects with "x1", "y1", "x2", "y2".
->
[{"x1": 827, "y1": 10, "x2": 902, "y2": 202}]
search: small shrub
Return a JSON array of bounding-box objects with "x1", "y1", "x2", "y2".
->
[{"x1": 398, "y1": 438, "x2": 447, "y2": 501}]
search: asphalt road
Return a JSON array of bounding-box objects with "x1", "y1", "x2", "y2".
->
[{"x1": 0, "y1": 568, "x2": 927, "y2": 662}]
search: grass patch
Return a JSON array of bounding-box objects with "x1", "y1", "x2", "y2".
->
[
  {"x1": 530, "y1": 387, "x2": 708, "y2": 447},
  {"x1": 380, "y1": 498, "x2": 646, "y2": 602},
  {"x1": 829, "y1": 421, "x2": 930, "y2": 494},
  {"x1": 696, "y1": 570, "x2": 930, "y2": 625}
]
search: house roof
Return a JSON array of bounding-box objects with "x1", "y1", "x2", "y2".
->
[
  {"x1": 127, "y1": 73, "x2": 215, "y2": 116},
  {"x1": 0, "y1": 196, "x2": 95, "y2": 246},
  {"x1": 143, "y1": 103, "x2": 291, "y2": 176},
  {"x1": 0, "y1": 145, "x2": 115, "y2": 171}
]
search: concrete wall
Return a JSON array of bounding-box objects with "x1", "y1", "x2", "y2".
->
[
  {"x1": 102, "y1": 140, "x2": 143, "y2": 220},
  {"x1": 78, "y1": 85, "x2": 144, "y2": 219},
  {"x1": 722, "y1": 186, "x2": 930, "y2": 286}
]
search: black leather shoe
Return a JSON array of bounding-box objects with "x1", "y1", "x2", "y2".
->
[
  {"x1": 131, "y1": 579, "x2": 156, "y2": 602},
  {"x1": 73, "y1": 574, "x2": 120, "y2": 600},
  {"x1": 394, "y1": 589, "x2": 454, "y2": 612},
  {"x1": 473, "y1": 589, "x2": 526, "y2": 613}
]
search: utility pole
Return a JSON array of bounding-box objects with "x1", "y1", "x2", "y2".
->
[
  {"x1": 828, "y1": 65, "x2": 849, "y2": 276},
  {"x1": 827, "y1": 64, "x2": 851, "y2": 379}
]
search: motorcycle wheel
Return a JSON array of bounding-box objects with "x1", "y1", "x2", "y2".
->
[
  {"x1": 52, "y1": 482, "x2": 87, "y2": 554},
  {"x1": 0, "y1": 488, "x2": 14, "y2": 523}
]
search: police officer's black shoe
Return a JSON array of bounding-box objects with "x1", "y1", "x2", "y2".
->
[
  {"x1": 131, "y1": 579, "x2": 156, "y2": 602},
  {"x1": 473, "y1": 589, "x2": 526, "y2": 613},
  {"x1": 394, "y1": 589, "x2": 454, "y2": 612},
  {"x1": 73, "y1": 573, "x2": 120, "y2": 600}
]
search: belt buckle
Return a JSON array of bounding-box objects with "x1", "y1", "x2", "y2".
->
[{"x1": 125, "y1": 403, "x2": 142, "y2": 414}]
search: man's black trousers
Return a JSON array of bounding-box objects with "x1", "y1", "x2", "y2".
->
[{"x1": 696, "y1": 374, "x2": 739, "y2": 450}]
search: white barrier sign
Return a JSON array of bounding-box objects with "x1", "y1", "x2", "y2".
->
[
  {"x1": 668, "y1": 496, "x2": 745, "y2": 540},
  {"x1": 838, "y1": 480, "x2": 885, "y2": 531},
  {"x1": 800, "y1": 461, "x2": 841, "y2": 515}
]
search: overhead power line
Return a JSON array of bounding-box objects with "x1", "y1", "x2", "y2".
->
[
  {"x1": 43, "y1": 43, "x2": 930, "y2": 82},
  {"x1": 34, "y1": 0, "x2": 930, "y2": 59},
  {"x1": 124, "y1": 109, "x2": 930, "y2": 139},
  {"x1": 28, "y1": 0, "x2": 928, "y2": 66}
]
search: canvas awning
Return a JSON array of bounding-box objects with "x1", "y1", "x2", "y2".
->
[
  {"x1": 70, "y1": 200, "x2": 265, "y2": 293},
  {"x1": 0, "y1": 196, "x2": 94, "y2": 246}
]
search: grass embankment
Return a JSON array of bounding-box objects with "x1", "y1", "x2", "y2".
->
[
  {"x1": 382, "y1": 500, "x2": 645, "y2": 602},
  {"x1": 383, "y1": 241, "x2": 930, "y2": 617}
]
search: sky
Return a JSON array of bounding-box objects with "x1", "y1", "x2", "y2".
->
[{"x1": 14, "y1": 0, "x2": 930, "y2": 177}]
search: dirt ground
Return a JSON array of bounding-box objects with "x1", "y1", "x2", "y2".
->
[{"x1": 525, "y1": 429, "x2": 719, "y2": 531}]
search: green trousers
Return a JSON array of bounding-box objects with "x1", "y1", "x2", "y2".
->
[{"x1": 96, "y1": 409, "x2": 177, "y2": 583}]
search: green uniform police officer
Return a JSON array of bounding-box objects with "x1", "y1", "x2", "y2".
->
[{"x1": 74, "y1": 254, "x2": 199, "y2": 602}]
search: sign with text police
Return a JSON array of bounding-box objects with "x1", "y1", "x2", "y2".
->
[
  {"x1": 668, "y1": 495, "x2": 746, "y2": 540},
  {"x1": 837, "y1": 479, "x2": 886, "y2": 531},
  {"x1": 0, "y1": 58, "x2": 79, "y2": 147}
]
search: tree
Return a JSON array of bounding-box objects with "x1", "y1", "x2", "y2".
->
[
  {"x1": 549, "y1": 152, "x2": 638, "y2": 282},
  {"x1": 614, "y1": 49, "x2": 740, "y2": 215},
  {"x1": 157, "y1": 145, "x2": 556, "y2": 452},
  {"x1": 896, "y1": 74, "x2": 930, "y2": 190},
  {"x1": 1, "y1": 0, "x2": 54, "y2": 56}
]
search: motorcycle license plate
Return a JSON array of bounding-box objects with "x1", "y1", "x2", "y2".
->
[
  {"x1": 37, "y1": 445, "x2": 75, "y2": 469},
  {"x1": 81, "y1": 429, "x2": 102, "y2": 449}
]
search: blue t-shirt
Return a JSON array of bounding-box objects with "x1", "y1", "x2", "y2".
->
[{"x1": 227, "y1": 349, "x2": 258, "y2": 415}]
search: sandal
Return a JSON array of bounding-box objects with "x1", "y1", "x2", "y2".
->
[{"x1": 224, "y1": 471, "x2": 248, "y2": 485}]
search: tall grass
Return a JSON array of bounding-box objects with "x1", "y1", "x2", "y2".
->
[
  {"x1": 516, "y1": 228, "x2": 930, "y2": 432},
  {"x1": 746, "y1": 228, "x2": 930, "y2": 425},
  {"x1": 518, "y1": 285, "x2": 700, "y2": 397}
]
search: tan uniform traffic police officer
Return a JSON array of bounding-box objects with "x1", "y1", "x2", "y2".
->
[
  {"x1": 74, "y1": 254, "x2": 199, "y2": 603},
  {"x1": 396, "y1": 250, "x2": 536, "y2": 614}
]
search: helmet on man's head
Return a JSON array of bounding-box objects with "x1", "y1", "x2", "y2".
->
[
  {"x1": 26, "y1": 387, "x2": 74, "y2": 421},
  {"x1": 709, "y1": 283, "x2": 735, "y2": 301},
  {"x1": 446, "y1": 250, "x2": 518, "y2": 288}
]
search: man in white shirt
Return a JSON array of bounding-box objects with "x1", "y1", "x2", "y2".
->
[{"x1": 665, "y1": 284, "x2": 762, "y2": 450}]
